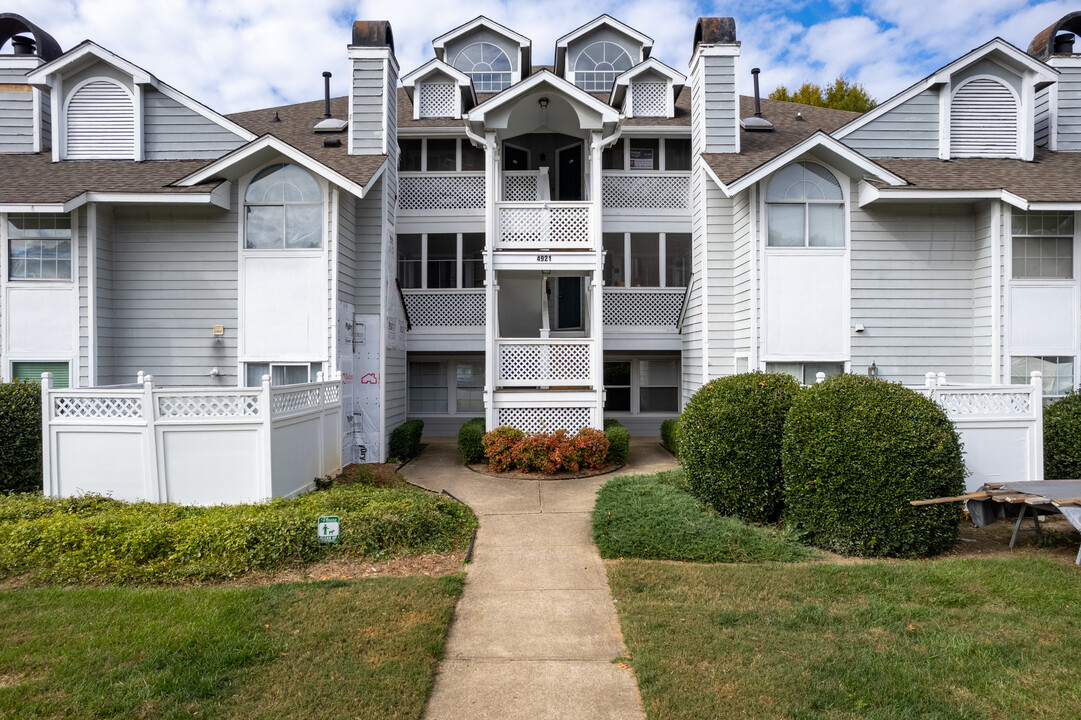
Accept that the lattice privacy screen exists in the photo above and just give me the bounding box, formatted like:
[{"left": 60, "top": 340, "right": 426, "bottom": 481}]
[
  {"left": 937, "top": 391, "right": 1032, "bottom": 417},
  {"left": 403, "top": 290, "right": 486, "bottom": 326},
  {"left": 399, "top": 175, "right": 486, "bottom": 210},
  {"left": 158, "top": 395, "right": 261, "bottom": 418},
  {"left": 632, "top": 81, "right": 668, "bottom": 117},
  {"left": 503, "top": 174, "right": 542, "bottom": 202},
  {"left": 602, "top": 175, "right": 689, "bottom": 209},
  {"left": 419, "top": 82, "right": 457, "bottom": 118},
  {"left": 498, "top": 206, "right": 591, "bottom": 246},
  {"left": 602, "top": 289, "right": 684, "bottom": 326},
  {"left": 54, "top": 395, "right": 143, "bottom": 420},
  {"left": 272, "top": 388, "right": 322, "bottom": 415},
  {"left": 498, "top": 343, "right": 591, "bottom": 383},
  {"left": 497, "top": 406, "right": 593, "bottom": 433}
]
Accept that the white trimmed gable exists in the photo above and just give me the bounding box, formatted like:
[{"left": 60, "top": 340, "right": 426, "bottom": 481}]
[
  {"left": 557, "top": 18, "right": 652, "bottom": 94},
  {"left": 401, "top": 60, "right": 476, "bottom": 120},
  {"left": 610, "top": 58, "right": 686, "bottom": 119},
  {"left": 65, "top": 77, "right": 134, "bottom": 159},
  {"left": 433, "top": 16, "right": 530, "bottom": 92}
]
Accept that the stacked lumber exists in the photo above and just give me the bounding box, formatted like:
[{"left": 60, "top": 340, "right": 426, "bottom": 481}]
[{"left": 911, "top": 486, "right": 1081, "bottom": 507}]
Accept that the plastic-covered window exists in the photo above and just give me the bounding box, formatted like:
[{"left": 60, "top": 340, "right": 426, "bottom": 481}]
[{"left": 244, "top": 164, "right": 323, "bottom": 249}]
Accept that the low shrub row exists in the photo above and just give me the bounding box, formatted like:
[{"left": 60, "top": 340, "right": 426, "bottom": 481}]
[
  {"left": 481, "top": 426, "right": 609, "bottom": 474},
  {"left": 389, "top": 419, "right": 424, "bottom": 461},
  {"left": 604, "top": 418, "right": 630, "bottom": 466},
  {"left": 679, "top": 373, "right": 966, "bottom": 558},
  {"left": 660, "top": 418, "right": 679, "bottom": 455},
  {"left": 0, "top": 482, "right": 477, "bottom": 584},
  {"left": 0, "top": 380, "right": 42, "bottom": 495},
  {"left": 457, "top": 417, "right": 486, "bottom": 464}
]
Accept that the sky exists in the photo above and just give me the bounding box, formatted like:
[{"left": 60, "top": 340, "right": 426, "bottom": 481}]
[{"left": 4, "top": 0, "right": 1075, "bottom": 115}]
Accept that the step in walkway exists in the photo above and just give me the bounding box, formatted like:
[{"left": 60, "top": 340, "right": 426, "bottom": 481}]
[{"left": 402, "top": 437, "right": 678, "bottom": 720}]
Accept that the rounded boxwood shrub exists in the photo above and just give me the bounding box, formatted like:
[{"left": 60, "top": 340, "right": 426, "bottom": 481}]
[
  {"left": 389, "top": 419, "right": 424, "bottom": 461},
  {"left": 660, "top": 418, "right": 679, "bottom": 455},
  {"left": 782, "top": 374, "right": 965, "bottom": 558},
  {"left": 457, "top": 417, "right": 486, "bottom": 464},
  {"left": 0, "top": 381, "right": 43, "bottom": 494},
  {"left": 1045, "top": 390, "right": 1081, "bottom": 480},
  {"left": 679, "top": 372, "right": 801, "bottom": 523},
  {"left": 604, "top": 420, "right": 630, "bottom": 465}
]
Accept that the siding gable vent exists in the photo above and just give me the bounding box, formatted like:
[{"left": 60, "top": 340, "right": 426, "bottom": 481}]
[
  {"left": 950, "top": 77, "right": 1018, "bottom": 158},
  {"left": 65, "top": 79, "right": 135, "bottom": 159},
  {"left": 418, "top": 81, "right": 457, "bottom": 118}
]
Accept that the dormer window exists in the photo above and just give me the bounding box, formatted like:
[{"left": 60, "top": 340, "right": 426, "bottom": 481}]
[
  {"left": 453, "top": 42, "right": 511, "bottom": 92},
  {"left": 574, "top": 41, "right": 632, "bottom": 92},
  {"left": 64, "top": 79, "right": 135, "bottom": 159},
  {"left": 950, "top": 77, "right": 1019, "bottom": 158}
]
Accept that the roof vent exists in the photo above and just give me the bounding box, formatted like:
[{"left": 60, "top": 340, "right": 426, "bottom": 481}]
[
  {"left": 10, "top": 34, "right": 34, "bottom": 55},
  {"left": 740, "top": 68, "right": 773, "bottom": 132},
  {"left": 1055, "top": 32, "right": 1076, "bottom": 54},
  {"left": 314, "top": 70, "right": 347, "bottom": 132}
]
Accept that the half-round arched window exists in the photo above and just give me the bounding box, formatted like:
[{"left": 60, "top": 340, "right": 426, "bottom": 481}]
[
  {"left": 950, "top": 77, "right": 1019, "bottom": 158},
  {"left": 65, "top": 79, "right": 135, "bottom": 159},
  {"left": 453, "top": 42, "right": 512, "bottom": 92},
  {"left": 766, "top": 162, "right": 844, "bottom": 247},
  {"left": 574, "top": 41, "right": 633, "bottom": 92},
  {"left": 244, "top": 164, "right": 323, "bottom": 249}
]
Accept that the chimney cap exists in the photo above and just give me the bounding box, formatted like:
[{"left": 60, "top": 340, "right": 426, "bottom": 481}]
[
  {"left": 693, "top": 17, "right": 736, "bottom": 51},
  {"left": 1028, "top": 10, "right": 1081, "bottom": 59},
  {"left": 0, "top": 13, "right": 63, "bottom": 60},
  {"left": 352, "top": 20, "right": 394, "bottom": 54}
]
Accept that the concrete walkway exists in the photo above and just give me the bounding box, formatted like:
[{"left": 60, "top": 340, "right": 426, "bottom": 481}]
[{"left": 402, "top": 437, "right": 677, "bottom": 720}]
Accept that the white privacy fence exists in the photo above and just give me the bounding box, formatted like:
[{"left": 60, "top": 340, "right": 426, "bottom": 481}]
[
  {"left": 916, "top": 371, "right": 1044, "bottom": 491},
  {"left": 41, "top": 372, "right": 343, "bottom": 505}
]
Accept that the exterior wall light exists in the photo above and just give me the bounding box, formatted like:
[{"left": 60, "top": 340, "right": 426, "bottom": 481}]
[
  {"left": 867, "top": 361, "right": 878, "bottom": 377},
  {"left": 538, "top": 96, "right": 549, "bottom": 109}
]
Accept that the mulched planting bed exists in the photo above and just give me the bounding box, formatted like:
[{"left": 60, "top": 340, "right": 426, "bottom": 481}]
[{"left": 465, "top": 461, "right": 625, "bottom": 480}]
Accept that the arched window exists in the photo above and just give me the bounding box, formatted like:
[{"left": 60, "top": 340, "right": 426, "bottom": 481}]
[
  {"left": 65, "top": 79, "right": 135, "bottom": 159},
  {"left": 453, "top": 42, "right": 512, "bottom": 92},
  {"left": 950, "top": 77, "right": 1019, "bottom": 158},
  {"left": 574, "top": 41, "right": 633, "bottom": 92},
  {"left": 244, "top": 164, "right": 323, "bottom": 249},
  {"left": 766, "top": 162, "right": 844, "bottom": 247}
]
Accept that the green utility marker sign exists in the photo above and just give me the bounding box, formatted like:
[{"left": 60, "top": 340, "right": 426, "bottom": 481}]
[{"left": 318, "top": 516, "right": 340, "bottom": 543}]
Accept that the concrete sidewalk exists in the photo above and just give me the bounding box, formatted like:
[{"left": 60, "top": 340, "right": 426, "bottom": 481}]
[{"left": 402, "top": 437, "right": 677, "bottom": 720}]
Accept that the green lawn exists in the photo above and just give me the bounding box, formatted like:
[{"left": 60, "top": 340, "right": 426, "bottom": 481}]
[
  {"left": 608, "top": 558, "right": 1081, "bottom": 719},
  {"left": 592, "top": 471, "right": 818, "bottom": 563},
  {"left": 0, "top": 575, "right": 463, "bottom": 720}
]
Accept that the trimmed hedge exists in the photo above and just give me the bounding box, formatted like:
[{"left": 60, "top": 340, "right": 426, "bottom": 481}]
[
  {"left": 605, "top": 419, "right": 630, "bottom": 465},
  {"left": 679, "top": 372, "right": 801, "bottom": 524},
  {"left": 0, "top": 381, "right": 42, "bottom": 494},
  {"left": 782, "top": 374, "right": 965, "bottom": 558},
  {"left": 660, "top": 418, "right": 679, "bottom": 455},
  {"left": 480, "top": 426, "right": 609, "bottom": 474},
  {"left": 1045, "top": 390, "right": 1081, "bottom": 480},
  {"left": 389, "top": 419, "right": 424, "bottom": 461},
  {"left": 0, "top": 484, "right": 477, "bottom": 584},
  {"left": 457, "top": 417, "right": 486, "bottom": 464}
]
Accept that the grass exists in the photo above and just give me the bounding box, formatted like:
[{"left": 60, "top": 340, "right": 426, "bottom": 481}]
[
  {"left": 0, "top": 575, "right": 464, "bottom": 719},
  {"left": 608, "top": 558, "right": 1081, "bottom": 719},
  {"left": 0, "top": 472, "right": 477, "bottom": 584},
  {"left": 592, "top": 471, "right": 818, "bottom": 563}
]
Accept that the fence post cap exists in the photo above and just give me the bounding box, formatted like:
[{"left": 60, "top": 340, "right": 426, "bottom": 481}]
[
  {"left": 815, "top": 371, "right": 826, "bottom": 384},
  {"left": 925, "top": 371, "right": 937, "bottom": 388},
  {"left": 143, "top": 374, "right": 154, "bottom": 387}
]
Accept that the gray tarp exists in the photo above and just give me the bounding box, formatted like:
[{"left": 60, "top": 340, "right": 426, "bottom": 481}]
[{"left": 968, "top": 479, "right": 1081, "bottom": 527}]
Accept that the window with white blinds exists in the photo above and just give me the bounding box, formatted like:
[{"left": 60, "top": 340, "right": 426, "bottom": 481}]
[
  {"left": 65, "top": 80, "right": 135, "bottom": 160},
  {"left": 950, "top": 77, "right": 1018, "bottom": 158}
]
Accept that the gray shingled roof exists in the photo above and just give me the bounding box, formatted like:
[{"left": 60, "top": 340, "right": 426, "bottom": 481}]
[{"left": 874, "top": 151, "right": 1081, "bottom": 203}]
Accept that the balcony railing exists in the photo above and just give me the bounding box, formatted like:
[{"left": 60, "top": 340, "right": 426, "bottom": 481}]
[
  {"left": 602, "top": 287, "right": 685, "bottom": 327},
  {"left": 496, "top": 202, "right": 593, "bottom": 250},
  {"left": 402, "top": 288, "right": 485, "bottom": 328},
  {"left": 497, "top": 339, "right": 594, "bottom": 387},
  {"left": 602, "top": 172, "right": 690, "bottom": 210},
  {"left": 399, "top": 172, "right": 485, "bottom": 211},
  {"left": 502, "top": 169, "right": 550, "bottom": 202}
]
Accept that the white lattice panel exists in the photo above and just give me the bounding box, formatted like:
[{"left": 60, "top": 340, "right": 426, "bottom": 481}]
[
  {"left": 603, "top": 174, "right": 690, "bottom": 209},
  {"left": 323, "top": 384, "right": 340, "bottom": 404},
  {"left": 632, "top": 81, "right": 668, "bottom": 117},
  {"left": 498, "top": 205, "right": 591, "bottom": 248},
  {"left": 399, "top": 174, "right": 485, "bottom": 211},
  {"left": 497, "top": 406, "right": 592, "bottom": 433},
  {"left": 503, "top": 174, "right": 542, "bottom": 202},
  {"left": 419, "top": 82, "right": 456, "bottom": 118},
  {"left": 272, "top": 388, "right": 322, "bottom": 415},
  {"left": 403, "top": 290, "right": 486, "bottom": 327},
  {"left": 158, "top": 395, "right": 261, "bottom": 418},
  {"left": 602, "top": 289, "right": 684, "bottom": 326},
  {"left": 498, "top": 342, "right": 591, "bottom": 384},
  {"left": 937, "top": 391, "right": 1033, "bottom": 417},
  {"left": 53, "top": 395, "right": 143, "bottom": 420}
]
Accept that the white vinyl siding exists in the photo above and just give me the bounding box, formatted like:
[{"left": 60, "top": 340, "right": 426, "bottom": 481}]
[
  {"left": 950, "top": 78, "right": 1018, "bottom": 158},
  {"left": 65, "top": 80, "right": 135, "bottom": 160}
]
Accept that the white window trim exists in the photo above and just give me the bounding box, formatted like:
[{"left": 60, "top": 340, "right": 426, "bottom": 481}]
[
  {"left": 243, "top": 361, "right": 324, "bottom": 387},
  {"left": 760, "top": 159, "right": 852, "bottom": 365},
  {"left": 399, "top": 232, "right": 485, "bottom": 290},
  {"left": 62, "top": 76, "right": 140, "bottom": 161},
  {"left": 407, "top": 356, "right": 485, "bottom": 417},
  {"left": 603, "top": 231, "right": 691, "bottom": 289},
  {"left": 451, "top": 41, "right": 514, "bottom": 93},
  {"left": 603, "top": 355, "right": 681, "bottom": 415}
]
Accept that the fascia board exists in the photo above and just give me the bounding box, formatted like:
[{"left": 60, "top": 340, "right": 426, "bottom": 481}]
[
  {"left": 0, "top": 203, "right": 66, "bottom": 212},
  {"left": 701, "top": 163, "right": 731, "bottom": 196},
  {"left": 28, "top": 41, "right": 156, "bottom": 88},
  {"left": 432, "top": 16, "right": 531, "bottom": 52},
  {"left": 466, "top": 70, "right": 620, "bottom": 124},
  {"left": 61, "top": 183, "right": 232, "bottom": 213},
  {"left": 859, "top": 185, "right": 1032, "bottom": 209},
  {"left": 555, "top": 15, "right": 653, "bottom": 50},
  {"left": 401, "top": 59, "right": 472, "bottom": 87}
]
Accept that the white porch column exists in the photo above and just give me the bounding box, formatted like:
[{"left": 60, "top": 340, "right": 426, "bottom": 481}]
[
  {"left": 590, "top": 130, "right": 605, "bottom": 428},
  {"left": 484, "top": 130, "right": 499, "bottom": 430}
]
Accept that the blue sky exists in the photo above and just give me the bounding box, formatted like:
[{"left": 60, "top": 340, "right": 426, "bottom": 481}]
[{"left": 5, "top": 1, "right": 1073, "bottom": 114}]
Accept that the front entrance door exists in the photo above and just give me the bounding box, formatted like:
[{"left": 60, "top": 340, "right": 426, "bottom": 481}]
[
  {"left": 556, "top": 276, "right": 582, "bottom": 330},
  {"left": 556, "top": 144, "right": 582, "bottom": 201}
]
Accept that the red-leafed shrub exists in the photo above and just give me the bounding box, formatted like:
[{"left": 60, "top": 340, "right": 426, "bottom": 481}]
[
  {"left": 482, "top": 426, "right": 610, "bottom": 474},
  {"left": 573, "top": 428, "right": 609, "bottom": 470},
  {"left": 482, "top": 426, "right": 525, "bottom": 472}
]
